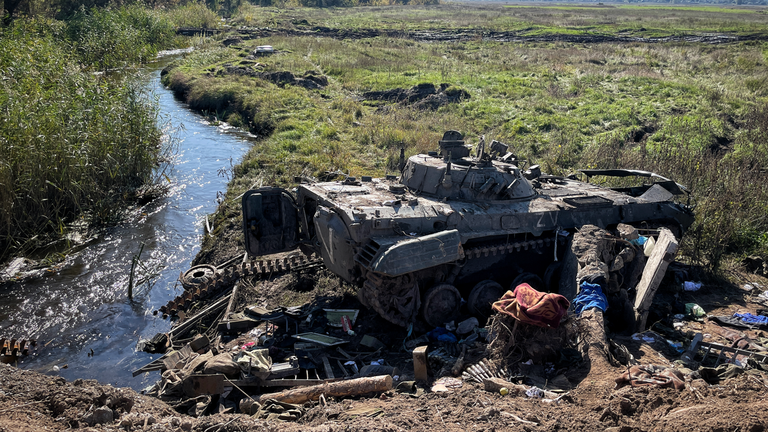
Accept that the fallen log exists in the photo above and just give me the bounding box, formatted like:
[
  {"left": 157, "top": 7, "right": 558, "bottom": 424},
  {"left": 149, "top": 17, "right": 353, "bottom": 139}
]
[
  {"left": 246, "top": 375, "right": 392, "bottom": 406},
  {"left": 581, "top": 308, "right": 612, "bottom": 373}
]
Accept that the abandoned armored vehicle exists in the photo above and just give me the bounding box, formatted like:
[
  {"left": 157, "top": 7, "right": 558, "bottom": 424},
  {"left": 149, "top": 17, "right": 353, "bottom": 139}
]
[{"left": 242, "top": 131, "right": 694, "bottom": 328}]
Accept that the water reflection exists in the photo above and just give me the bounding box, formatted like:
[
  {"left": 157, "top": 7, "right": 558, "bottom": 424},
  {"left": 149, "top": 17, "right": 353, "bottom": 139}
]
[{"left": 0, "top": 56, "right": 251, "bottom": 389}]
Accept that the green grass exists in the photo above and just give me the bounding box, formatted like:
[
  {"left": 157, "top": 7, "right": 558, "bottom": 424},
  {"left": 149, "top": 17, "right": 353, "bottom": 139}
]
[
  {"left": 618, "top": 5, "right": 759, "bottom": 14},
  {"left": 230, "top": 3, "right": 768, "bottom": 36},
  {"left": 170, "top": 4, "right": 768, "bottom": 269}
]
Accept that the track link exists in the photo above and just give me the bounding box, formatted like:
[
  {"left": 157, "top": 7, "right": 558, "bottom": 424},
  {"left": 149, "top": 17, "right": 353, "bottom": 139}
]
[
  {"left": 157, "top": 255, "right": 322, "bottom": 318},
  {"left": 0, "top": 337, "right": 36, "bottom": 359}
]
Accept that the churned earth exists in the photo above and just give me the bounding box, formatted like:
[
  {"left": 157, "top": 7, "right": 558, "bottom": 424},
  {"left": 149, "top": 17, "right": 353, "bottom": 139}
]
[{"left": 2, "top": 263, "right": 768, "bottom": 432}]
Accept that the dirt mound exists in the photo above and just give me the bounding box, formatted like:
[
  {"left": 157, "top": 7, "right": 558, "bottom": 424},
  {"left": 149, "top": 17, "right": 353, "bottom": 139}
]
[
  {"left": 363, "top": 83, "right": 470, "bottom": 110},
  {"left": 5, "top": 360, "right": 768, "bottom": 432},
  {"left": 216, "top": 65, "right": 329, "bottom": 90}
]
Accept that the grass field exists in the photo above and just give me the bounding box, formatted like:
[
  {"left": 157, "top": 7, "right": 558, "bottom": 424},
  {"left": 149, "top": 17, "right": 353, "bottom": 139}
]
[{"left": 165, "top": 3, "right": 768, "bottom": 268}]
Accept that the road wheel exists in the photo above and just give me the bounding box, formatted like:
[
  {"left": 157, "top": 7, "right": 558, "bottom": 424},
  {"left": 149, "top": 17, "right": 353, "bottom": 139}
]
[
  {"left": 422, "top": 283, "right": 462, "bottom": 328},
  {"left": 468, "top": 280, "right": 505, "bottom": 318},
  {"left": 510, "top": 272, "right": 544, "bottom": 291}
]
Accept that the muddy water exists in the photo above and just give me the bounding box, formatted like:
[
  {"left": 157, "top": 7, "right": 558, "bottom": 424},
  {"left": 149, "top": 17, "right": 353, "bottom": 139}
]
[{"left": 0, "top": 54, "right": 251, "bottom": 390}]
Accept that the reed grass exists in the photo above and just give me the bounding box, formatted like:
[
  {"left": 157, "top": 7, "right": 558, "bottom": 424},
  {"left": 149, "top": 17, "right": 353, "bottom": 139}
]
[
  {"left": 0, "top": 18, "right": 170, "bottom": 261},
  {"left": 65, "top": 4, "right": 176, "bottom": 71}
]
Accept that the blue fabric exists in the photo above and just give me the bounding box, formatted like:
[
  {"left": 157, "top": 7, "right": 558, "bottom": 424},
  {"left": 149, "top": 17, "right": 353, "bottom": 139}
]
[
  {"left": 427, "top": 327, "right": 458, "bottom": 343},
  {"left": 573, "top": 282, "right": 608, "bottom": 315},
  {"left": 734, "top": 313, "right": 768, "bottom": 326}
]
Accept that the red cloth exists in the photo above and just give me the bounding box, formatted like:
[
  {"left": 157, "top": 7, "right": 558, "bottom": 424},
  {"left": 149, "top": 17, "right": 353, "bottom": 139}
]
[{"left": 492, "top": 283, "right": 570, "bottom": 328}]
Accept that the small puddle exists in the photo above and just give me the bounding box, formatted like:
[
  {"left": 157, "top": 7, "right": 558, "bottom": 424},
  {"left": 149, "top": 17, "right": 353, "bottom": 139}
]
[{"left": 0, "top": 55, "right": 252, "bottom": 390}]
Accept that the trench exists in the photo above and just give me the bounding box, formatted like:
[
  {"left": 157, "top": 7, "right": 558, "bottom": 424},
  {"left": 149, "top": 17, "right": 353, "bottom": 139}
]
[{"left": 0, "top": 52, "right": 251, "bottom": 390}]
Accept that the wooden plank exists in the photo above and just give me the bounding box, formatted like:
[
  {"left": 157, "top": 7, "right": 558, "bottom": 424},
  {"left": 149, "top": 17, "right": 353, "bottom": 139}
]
[
  {"left": 633, "top": 228, "right": 678, "bottom": 332},
  {"left": 218, "top": 282, "right": 240, "bottom": 332},
  {"left": 321, "top": 355, "right": 335, "bottom": 379},
  {"left": 337, "top": 359, "right": 350, "bottom": 377},
  {"left": 132, "top": 356, "right": 166, "bottom": 376}
]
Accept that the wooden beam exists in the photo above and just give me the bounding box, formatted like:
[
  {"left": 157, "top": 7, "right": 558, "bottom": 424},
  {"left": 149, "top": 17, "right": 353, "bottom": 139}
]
[
  {"left": 634, "top": 228, "right": 678, "bottom": 332},
  {"left": 253, "top": 375, "right": 393, "bottom": 404}
]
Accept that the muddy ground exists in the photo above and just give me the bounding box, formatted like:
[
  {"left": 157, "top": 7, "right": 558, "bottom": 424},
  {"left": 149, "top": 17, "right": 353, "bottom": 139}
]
[
  {"left": 3, "top": 258, "right": 768, "bottom": 432},
  {"left": 224, "top": 26, "right": 768, "bottom": 45}
]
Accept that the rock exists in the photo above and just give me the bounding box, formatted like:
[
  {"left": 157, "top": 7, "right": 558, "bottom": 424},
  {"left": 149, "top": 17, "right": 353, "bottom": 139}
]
[
  {"left": 252, "top": 71, "right": 328, "bottom": 90},
  {"left": 363, "top": 83, "right": 469, "bottom": 110},
  {"left": 617, "top": 223, "right": 639, "bottom": 240},
  {"left": 92, "top": 406, "right": 113, "bottom": 425},
  {"left": 180, "top": 419, "right": 193, "bottom": 431}
]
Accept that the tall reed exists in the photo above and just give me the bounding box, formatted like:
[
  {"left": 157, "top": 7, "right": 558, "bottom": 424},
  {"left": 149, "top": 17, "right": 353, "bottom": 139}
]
[{"left": 0, "top": 19, "right": 167, "bottom": 261}]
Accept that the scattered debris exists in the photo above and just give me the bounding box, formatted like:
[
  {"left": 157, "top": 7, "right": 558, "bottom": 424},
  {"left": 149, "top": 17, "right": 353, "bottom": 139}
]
[
  {"left": 615, "top": 365, "right": 685, "bottom": 390},
  {"left": 254, "top": 45, "right": 274, "bottom": 55}
]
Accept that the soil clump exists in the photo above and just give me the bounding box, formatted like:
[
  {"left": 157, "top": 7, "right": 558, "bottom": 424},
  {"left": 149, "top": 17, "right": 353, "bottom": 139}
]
[{"left": 363, "top": 83, "right": 470, "bottom": 110}]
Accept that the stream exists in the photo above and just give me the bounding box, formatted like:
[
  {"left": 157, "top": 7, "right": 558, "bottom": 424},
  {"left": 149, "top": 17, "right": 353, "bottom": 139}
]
[{"left": 0, "top": 53, "right": 252, "bottom": 390}]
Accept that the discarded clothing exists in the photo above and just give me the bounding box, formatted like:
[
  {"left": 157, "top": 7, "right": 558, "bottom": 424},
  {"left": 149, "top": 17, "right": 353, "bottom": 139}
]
[
  {"left": 492, "top": 283, "right": 569, "bottom": 328},
  {"left": 248, "top": 398, "right": 304, "bottom": 422},
  {"left": 615, "top": 365, "right": 685, "bottom": 390},
  {"left": 734, "top": 313, "right": 768, "bottom": 326},
  {"left": 699, "top": 363, "right": 744, "bottom": 384},
  {"left": 572, "top": 282, "right": 608, "bottom": 315},
  {"left": 525, "top": 386, "right": 544, "bottom": 398},
  {"left": 235, "top": 348, "right": 272, "bottom": 379},
  {"left": 427, "top": 327, "right": 458, "bottom": 343},
  {"left": 683, "top": 281, "right": 702, "bottom": 291},
  {"left": 685, "top": 303, "right": 706, "bottom": 318},
  {"left": 711, "top": 315, "right": 765, "bottom": 330}
]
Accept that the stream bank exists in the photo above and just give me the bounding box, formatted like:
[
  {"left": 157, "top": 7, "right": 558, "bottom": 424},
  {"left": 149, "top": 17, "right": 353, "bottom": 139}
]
[{"left": 0, "top": 54, "right": 251, "bottom": 390}]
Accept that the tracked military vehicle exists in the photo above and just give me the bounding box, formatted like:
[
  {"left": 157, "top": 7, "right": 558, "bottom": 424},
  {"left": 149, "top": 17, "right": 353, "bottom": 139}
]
[{"left": 242, "top": 131, "right": 694, "bottom": 327}]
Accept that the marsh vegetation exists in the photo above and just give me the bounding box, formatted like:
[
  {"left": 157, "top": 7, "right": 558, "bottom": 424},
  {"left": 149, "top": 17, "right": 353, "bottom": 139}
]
[
  {"left": 0, "top": 7, "right": 180, "bottom": 261},
  {"left": 164, "top": 3, "right": 768, "bottom": 269}
]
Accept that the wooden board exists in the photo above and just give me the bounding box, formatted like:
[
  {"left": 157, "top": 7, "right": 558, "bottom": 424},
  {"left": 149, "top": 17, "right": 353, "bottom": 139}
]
[{"left": 633, "top": 228, "right": 678, "bottom": 332}]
